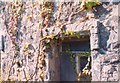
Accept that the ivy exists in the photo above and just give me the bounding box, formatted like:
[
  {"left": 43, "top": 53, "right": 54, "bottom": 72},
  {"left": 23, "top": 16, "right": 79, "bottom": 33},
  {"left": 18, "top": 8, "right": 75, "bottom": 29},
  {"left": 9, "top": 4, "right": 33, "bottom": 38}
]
[
  {"left": 80, "top": 0, "right": 101, "bottom": 11},
  {"left": 5, "top": 1, "right": 25, "bottom": 81},
  {"left": 64, "top": 45, "right": 91, "bottom": 81},
  {"left": 64, "top": 45, "right": 77, "bottom": 74},
  {"left": 77, "top": 49, "right": 91, "bottom": 57},
  {"left": 38, "top": 1, "right": 54, "bottom": 81},
  {"left": 4, "top": 1, "right": 98, "bottom": 81}
]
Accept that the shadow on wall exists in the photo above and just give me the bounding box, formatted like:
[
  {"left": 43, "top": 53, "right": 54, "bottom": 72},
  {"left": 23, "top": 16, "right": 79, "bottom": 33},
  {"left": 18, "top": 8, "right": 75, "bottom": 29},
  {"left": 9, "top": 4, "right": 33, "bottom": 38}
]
[
  {"left": 97, "top": 21, "right": 110, "bottom": 54},
  {"left": 94, "top": 2, "right": 112, "bottom": 19},
  {"left": 94, "top": 2, "right": 119, "bottom": 19},
  {"left": 93, "top": 3, "right": 111, "bottom": 55},
  {"left": 94, "top": 2, "right": 115, "bottom": 54}
]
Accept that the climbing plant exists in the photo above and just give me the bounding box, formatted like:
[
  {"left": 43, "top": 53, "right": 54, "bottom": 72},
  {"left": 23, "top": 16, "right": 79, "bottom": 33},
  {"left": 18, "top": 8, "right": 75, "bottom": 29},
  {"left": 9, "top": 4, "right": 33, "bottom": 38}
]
[
  {"left": 80, "top": 0, "right": 100, "bottom": 10},
  {"left": 64, "top": 45, "right": 91, "bottom": 81},
  {"left": 38, "top": 1, "right": 54, "bottom": 81},
  {"left": 77, "top": 50, "right": 92, "bottom": 81},
  {"left": 5, "top": 1, "right": 24, "bottom": 81},
  {"left": 3, "top": 0, "right": 101, "bottom": 81}
]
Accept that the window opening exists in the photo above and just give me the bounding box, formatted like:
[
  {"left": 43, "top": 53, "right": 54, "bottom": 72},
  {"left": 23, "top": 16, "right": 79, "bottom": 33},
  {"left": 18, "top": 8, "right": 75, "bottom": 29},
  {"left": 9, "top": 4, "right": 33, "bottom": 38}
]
[{"left": 60, "top": 36, "right": 91, "bottom": 81}]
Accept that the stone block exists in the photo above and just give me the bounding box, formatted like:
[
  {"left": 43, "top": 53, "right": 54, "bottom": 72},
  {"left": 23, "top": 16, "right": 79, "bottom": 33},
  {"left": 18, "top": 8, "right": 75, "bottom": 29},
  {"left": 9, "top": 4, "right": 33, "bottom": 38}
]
[
  {"left": 90, "top": 34, "right": 99, "bottom": 50},
  {"left": 101, "top": 77, "right": 108, "bottom": 81},
  {"left": 92, "top": 59, "right": 101, "bottom": 81},
  {"left": 102, "top": 65, "right": 112, "bottom": 73},
  {"left": 90, "top": 26, "right": 98, "bottom": 34}
]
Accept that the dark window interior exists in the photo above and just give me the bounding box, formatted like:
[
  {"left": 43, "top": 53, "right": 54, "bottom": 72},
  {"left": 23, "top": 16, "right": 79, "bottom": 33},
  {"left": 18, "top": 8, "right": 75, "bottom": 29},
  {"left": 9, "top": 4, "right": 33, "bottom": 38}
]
[
  {"left": 62, "top": 41, "right": 90, "bottom": 52},
  {"left": 60, "top": 37, "right": 91, "bottom": 81}
]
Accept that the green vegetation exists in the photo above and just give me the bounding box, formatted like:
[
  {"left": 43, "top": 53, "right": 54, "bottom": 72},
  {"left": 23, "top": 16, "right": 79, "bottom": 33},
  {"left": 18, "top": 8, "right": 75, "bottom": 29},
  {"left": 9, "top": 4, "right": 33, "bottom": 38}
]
[
  {"left": 4, "top": 0, "right": 100, "bottom": 81},
  {"left": 80, "top": 0, "right": 100, "bottom": 11}
]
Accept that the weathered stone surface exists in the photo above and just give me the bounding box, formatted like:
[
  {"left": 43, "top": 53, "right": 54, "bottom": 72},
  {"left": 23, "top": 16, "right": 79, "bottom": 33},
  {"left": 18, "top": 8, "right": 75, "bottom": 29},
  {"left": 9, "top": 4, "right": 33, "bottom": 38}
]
[
  {"left": 0, "top": 1, "right": 119, "bottom": 81},
  {"left": 92, "top": 60, "right": 101, "bottom": 81}
]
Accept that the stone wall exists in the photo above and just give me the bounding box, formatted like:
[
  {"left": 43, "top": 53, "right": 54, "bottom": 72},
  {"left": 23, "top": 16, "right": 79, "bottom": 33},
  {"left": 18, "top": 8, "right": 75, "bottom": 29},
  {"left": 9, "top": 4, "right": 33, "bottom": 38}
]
[
  {"left": 0, "top": 1, "right": 120, "bottom": 81},
  {"left": 93, "top": 3, "right": 119, "bottom": 81}
]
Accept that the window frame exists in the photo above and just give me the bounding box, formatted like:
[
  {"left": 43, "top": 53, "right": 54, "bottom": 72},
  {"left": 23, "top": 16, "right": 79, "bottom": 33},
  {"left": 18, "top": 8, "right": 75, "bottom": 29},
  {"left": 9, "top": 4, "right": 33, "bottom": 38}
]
[{"left": 60, "top": 35, "right": 91, "bottom": 81}]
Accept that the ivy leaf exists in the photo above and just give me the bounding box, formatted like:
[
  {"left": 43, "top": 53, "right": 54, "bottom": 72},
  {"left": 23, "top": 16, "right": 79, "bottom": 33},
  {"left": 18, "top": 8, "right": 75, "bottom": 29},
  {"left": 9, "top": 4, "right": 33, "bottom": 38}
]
[
  {"left": 23, "top": 44, "right": 29, "bottom": 51},
  {"left": 55, "top": 36, "right": 59, "bottom": 40},
  {"left": 85, "top": 1, "right": 99, "bottom": 10},
  {"left": 46, "top": 39, "right": 50, "bottom": 43},
  {"left": 75, "top": 33, "right": 80, "bottom": 38},
  {"left": 61, "top": 37, "right": 64, "bottom": 41},
  {"left": 12, "top": 3, "right": 15, "bottom": 9},
  {"left": 70, "top": 31, "right": 75, "bottom": 37},
  {"left": 40, "top": 73, "right": 44, "bottom": 81},
  {"left": 46, "top": 43, "right": 50, "bottom": 48},
  {"left": 80, "top": 0, "right": 86, "bottom": 10},
  {"left": 80, "top": 0, "right": 100, "bottom": 11},
  {"left": 46, "top": 34, "right": 54, "bottom": 39}
]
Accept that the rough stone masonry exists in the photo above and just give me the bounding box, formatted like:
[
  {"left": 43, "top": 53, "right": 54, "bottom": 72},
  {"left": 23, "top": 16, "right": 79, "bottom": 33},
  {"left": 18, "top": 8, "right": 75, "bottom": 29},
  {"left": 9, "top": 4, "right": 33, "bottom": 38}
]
[{"left": 0, "top": 1, "right": 120, "bottom": 81}]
